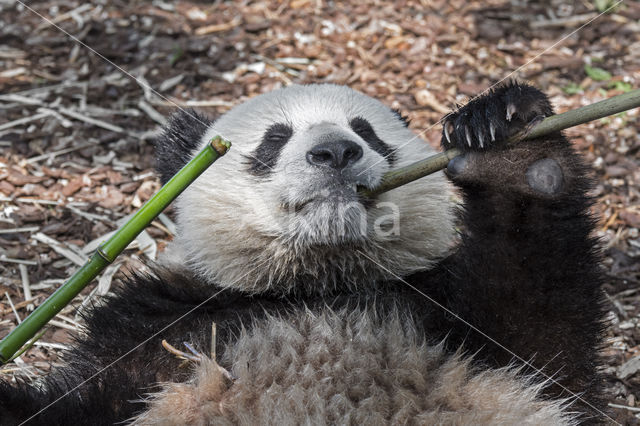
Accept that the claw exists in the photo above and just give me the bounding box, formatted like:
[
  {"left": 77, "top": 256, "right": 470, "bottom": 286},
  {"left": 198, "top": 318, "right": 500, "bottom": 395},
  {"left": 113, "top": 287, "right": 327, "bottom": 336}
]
[
  {"left": 477, "top": 131, "right": 484, "bottom": 148},
  {"left": 489, "top": 122, "right": 496, "bottom": 141},
  {"left": 465, "top": 126, "right": 472, "bottom": 147},
  {"left": 444, "top": 121, "right": 452, "bottom": 145},
  {"left": 506, "top": 103, "right": 517, "bottom": 121}
]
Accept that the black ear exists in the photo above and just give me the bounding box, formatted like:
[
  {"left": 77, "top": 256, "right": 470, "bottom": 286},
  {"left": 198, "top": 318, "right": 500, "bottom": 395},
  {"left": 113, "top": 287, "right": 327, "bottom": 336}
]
[
  {"left": 391, "top": 108, "right": 410, "bottom": 127},
  {"left": 154, "top": 109, "right": 213, "bottom": 184}
]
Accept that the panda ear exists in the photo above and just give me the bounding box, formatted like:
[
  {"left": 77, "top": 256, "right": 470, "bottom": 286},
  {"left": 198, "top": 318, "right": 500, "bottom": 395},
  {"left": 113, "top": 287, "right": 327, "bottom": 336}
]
[
  {"left": 154, "top": 109, "right": 213, "bottom": 184},
  {"left": 391, "top": 108, "right": 410, "bottom": 127}
]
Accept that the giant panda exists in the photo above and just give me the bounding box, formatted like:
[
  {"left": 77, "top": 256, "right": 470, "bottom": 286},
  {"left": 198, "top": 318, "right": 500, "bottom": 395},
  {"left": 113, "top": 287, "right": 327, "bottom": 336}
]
[{"left": 0, "top": 82, "right": 606, "bottom": 425}]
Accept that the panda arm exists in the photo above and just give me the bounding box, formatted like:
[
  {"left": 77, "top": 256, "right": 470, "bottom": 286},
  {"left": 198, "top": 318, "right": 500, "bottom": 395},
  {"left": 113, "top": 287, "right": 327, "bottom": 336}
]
[{"left": 405, "top": 82, "right": 605, "bottom": 406}]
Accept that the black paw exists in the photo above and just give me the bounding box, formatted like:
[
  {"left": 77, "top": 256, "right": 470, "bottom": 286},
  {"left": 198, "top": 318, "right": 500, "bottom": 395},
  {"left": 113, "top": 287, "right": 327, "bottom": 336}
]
[{"left": 441, "top": 82, "right": 554, "bottom": 151}]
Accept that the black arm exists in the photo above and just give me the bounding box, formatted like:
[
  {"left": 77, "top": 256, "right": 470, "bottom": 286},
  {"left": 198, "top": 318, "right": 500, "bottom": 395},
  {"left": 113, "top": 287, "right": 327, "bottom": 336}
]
[{"left": 407, "top": 82, "right": 605, "bottom": 412}]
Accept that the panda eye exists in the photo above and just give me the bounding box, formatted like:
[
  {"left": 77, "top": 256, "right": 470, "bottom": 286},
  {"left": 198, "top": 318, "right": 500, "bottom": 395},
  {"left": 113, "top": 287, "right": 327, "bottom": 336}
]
[
  {"left": 264, "top": 123, "right": 293, "bottom": 144},
  {"left": 349, "top": 117, "right": 376, "bottom": 140},
  {"left": 349, "top": 116, "right": 397, "bottom": 165}
]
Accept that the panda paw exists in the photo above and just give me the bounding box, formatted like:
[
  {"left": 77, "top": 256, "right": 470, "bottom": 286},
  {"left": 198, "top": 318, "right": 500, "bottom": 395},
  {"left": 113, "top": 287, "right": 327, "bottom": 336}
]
[{"left": 441, "top": 82, "right": 554, "bottom": 151}]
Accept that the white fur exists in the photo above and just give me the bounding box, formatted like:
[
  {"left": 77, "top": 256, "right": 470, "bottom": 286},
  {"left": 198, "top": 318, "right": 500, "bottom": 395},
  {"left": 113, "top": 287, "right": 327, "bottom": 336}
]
[
  {"left": 167, "top": 84, "right": 456, "bottom": 294},
  {"left": 132, "top": 308, "right": 576, "bottom": 425}
]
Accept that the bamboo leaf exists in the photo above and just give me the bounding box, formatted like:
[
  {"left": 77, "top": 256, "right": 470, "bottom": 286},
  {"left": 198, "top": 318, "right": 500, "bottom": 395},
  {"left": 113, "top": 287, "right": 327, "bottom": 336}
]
[{"left": 585, "top": 65, "right": 612, "bottom": 81}]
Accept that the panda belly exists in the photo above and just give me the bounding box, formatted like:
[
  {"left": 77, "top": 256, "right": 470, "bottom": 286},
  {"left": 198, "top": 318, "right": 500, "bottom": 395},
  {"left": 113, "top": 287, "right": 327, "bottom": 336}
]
[{"left": 133, "top": 307, "right": 573, "bottom": 425}]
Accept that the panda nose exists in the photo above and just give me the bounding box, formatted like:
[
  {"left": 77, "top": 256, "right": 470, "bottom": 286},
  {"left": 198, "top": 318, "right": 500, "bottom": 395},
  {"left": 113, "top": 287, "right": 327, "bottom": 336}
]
[{"left": 306, "top": 140, "right": 363, "bottom": 169}]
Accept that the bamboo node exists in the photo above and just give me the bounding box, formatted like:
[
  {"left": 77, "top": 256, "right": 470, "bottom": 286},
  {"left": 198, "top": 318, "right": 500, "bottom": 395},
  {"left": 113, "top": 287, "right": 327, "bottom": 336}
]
[{"left": 210, "top": 136, "right": 231, "bottom": 156}]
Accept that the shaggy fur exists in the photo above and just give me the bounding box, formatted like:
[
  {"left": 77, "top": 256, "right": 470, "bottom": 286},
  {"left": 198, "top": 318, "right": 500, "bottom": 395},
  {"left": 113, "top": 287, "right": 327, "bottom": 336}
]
[
  {"left": 132, "top": 310, "right": 576, "bottom": 426},
  {"left": 0, "top": 83, "right": 606, "bottom": 425}
]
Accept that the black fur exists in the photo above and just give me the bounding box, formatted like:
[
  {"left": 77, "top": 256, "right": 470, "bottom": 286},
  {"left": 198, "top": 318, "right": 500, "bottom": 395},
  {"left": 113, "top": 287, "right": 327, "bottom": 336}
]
[
  {"left": 391, "top": 108, "right": 410, "bottom": 127},
  {"left": 154, "top": 109, "right": 213, "bottom": 184},
  {"left": 349, "top": 116, "right": 396, "bottom": 165},
  {"left": 0, "top": 83, "right": 607, "bottom": 424},
  {"left": 246, "top": 123, "right": 294, "bottom": 176},
  {"left": 434, "top": 81, "right": 606, "bottom": 418}
]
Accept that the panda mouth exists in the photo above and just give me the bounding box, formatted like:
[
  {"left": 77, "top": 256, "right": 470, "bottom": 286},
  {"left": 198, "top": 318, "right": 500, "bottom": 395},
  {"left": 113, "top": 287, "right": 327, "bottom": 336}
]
[{"left": 282, "top": 184, "right": 373, "bottom": 213}]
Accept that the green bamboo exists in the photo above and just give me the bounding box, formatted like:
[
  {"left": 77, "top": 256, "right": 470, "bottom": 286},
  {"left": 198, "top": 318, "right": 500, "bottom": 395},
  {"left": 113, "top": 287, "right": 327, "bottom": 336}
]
[
  {"left": 362, "top": 88, "right": 640, "bottom": 197},
  {"left": 0, "top": 136, "right": 231, "bottom": 364}
]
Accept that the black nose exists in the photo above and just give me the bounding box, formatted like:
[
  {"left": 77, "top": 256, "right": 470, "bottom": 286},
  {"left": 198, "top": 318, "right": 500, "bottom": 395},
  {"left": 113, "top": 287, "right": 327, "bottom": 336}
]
[{"left": 306, "top": 139, "right": 363, "bottom": 169}]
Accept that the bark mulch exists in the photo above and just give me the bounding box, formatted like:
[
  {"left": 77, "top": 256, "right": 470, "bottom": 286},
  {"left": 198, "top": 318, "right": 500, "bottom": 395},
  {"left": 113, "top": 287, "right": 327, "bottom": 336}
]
[{"left": 0, "top": 0, "right": 638, "bottom": 423}]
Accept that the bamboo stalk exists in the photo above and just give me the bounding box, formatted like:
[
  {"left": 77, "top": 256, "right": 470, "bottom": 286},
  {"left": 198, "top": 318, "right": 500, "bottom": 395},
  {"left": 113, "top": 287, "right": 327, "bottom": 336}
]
[
  {"left": 362, "top": 88, "right": 640, "bottom": 197},
  {"left": 0, "top": 137, "right": 231, "bottom": 364}
]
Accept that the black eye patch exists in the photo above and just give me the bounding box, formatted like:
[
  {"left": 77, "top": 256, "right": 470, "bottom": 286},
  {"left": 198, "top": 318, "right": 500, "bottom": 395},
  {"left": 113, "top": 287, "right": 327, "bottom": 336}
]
[
  {"left": 246, "top": 123, "right": 293, "bottom": 176},
  {"left": 349, "top": 117, "right": 396, "bottom": 165}
]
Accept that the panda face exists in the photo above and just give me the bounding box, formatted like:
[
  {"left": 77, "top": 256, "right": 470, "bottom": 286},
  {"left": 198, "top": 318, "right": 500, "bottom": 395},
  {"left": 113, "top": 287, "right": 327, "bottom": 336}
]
[
  {"left": 172, "top": 84, "right": 455, "bottom": 293},
  {"left": 202, "top": 85, "right": 414, "bottom": 244}
]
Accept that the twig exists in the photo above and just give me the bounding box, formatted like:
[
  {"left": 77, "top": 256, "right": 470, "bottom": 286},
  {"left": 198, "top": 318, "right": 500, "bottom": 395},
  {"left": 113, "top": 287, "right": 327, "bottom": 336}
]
[
  {"left": 0, "top": 94, "right": 44, "bottom": 106},
  {"left": 97, "top": 262, "right": 122, "bottom": 296},
  {"left": 5, "top": 292, "right": 21, "bottom": 324},
  {"left": 0, "top": 196, "right": 62, "bottom": 205},
  {"left": 2, "top": 81, "right": 83, "bottom": 97},
  {"left": 0, "top": 92, "right": 133, "bottom": 136},
  {"left": 530, "top": 13, "right": 598, "bottom": 29},
  {"left": 0, "top": 298, "right": 39, "bottom": 316},
  {"left": 211, "top": 322, "right": 217, "bottom": 361},
  {"left": 0, "top": 256, "right": 37, "bottom": 266},
  {"left": 157, "top": 213, "right": 177, "bottom": 235},
  {"left": 158, "top": 74, "right": 184, "bottom": 92},
  {"left": 48, "top": 319, "right": 79, "bottom": 332},
  {"left": 32, "top": 341, "right": 70, "bottom": 351},
  {"left": 32, "top": 232, "right": 88, "bottom": 267},
  {"left": 194, "top": 17, "right": 242, "bottom": 35},
  {"left": 7, "top": 328, "right": 48, "bottom": 362},
  {"left": 55, "top": 314, "right": 83, "bottom": 329},
  {"left": 0, "top": 226, "right": 39, "bottom": 234},
  {"left": 66, "top": 206, "right": 116, "bottom": 226},
  {"left": 37, "top": 107, "right": 73, "bottom": 127},
  {"left": 35, "top": 4, "right": 93, "bottom": 31},
  {"left": 608, "top": 403, "right": 640, "bottom": 413},
  {"left": 57, "top": 107, "right": 126, "bottom": 134},
  {"left": 19, "top": 264, "right": 34, "bottom": 312},
  {"left": 0, "top": 112, "right": 52, "bottom": 132},
  {"left": 161, "top": 340, "right": 203, "bottom": 363},
  {"left": 150, "top": 99, "right": 235, "bottom": 108},
  {"left": 150, "top": 220, "right": 173, "bottom": 236},
  {"left": 137, "top": 99, "right": 166, "bottom": 125},
  {"left": 133, "top": 74, "right": 155, "bottom": 103}
]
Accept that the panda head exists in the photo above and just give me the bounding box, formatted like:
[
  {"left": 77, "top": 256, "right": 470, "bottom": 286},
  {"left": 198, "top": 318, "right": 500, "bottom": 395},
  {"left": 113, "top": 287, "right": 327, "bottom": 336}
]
[{"left": 157, "top": 84, "right": 455, "bottom": 294}]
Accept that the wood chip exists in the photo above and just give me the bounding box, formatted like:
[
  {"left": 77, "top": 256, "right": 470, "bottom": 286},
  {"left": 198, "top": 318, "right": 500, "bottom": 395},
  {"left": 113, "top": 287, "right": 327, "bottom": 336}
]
[
  {"left": 194, "top": 18, "right": 242, "bottom": 35},
  {"left": 618, "top": 355, "right": 640, "bottom": 379}
]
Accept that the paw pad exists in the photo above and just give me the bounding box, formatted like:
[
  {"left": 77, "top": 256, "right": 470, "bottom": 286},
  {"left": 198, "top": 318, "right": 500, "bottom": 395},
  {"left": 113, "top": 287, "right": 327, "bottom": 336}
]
[
  {"left": 525, "top": 158, "right": 564, "bottom": 195},
  {"left": 446, "top": 155, "right": 468, "bottom": 177}
]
